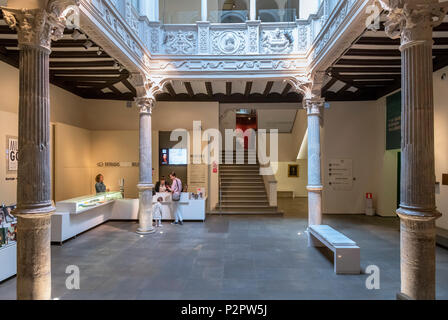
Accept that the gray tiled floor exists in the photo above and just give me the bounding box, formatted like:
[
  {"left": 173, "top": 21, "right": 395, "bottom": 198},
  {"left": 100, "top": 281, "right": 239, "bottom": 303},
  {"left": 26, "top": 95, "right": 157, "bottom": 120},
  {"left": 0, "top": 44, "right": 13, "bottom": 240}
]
[{"left": 1, "top": 198, "right": 447, "bottom": 300}]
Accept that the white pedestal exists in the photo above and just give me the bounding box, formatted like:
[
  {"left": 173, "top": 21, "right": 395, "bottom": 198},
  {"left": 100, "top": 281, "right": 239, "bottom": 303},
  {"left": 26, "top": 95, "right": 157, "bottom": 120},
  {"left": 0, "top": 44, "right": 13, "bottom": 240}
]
[
  {"left": 0, "top": 242, "right": 17, "bottom": 282},
  {"left": 51, "top": 202, "right": 114, "bottom": 243}
]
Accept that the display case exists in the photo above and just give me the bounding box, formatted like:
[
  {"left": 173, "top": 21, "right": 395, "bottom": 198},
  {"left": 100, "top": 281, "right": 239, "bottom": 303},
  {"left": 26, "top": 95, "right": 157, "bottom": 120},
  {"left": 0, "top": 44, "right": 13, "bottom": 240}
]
[
  {"left": 0, "top": 205, "right": 17, "bottom": 282},
  {"left": 55, "top": 191, "right": 123, "bottom": 214}
]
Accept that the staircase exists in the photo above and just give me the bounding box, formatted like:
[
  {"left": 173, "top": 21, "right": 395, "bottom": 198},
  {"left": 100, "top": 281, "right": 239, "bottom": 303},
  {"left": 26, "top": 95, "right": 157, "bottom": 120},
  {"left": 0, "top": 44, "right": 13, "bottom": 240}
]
[{"left": 213, "top": 150, "right": 282, "bottom": 215}]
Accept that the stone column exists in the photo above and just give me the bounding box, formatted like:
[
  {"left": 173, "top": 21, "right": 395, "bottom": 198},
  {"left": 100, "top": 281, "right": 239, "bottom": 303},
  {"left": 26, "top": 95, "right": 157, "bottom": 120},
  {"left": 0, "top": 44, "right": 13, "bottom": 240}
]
[
  {"left": 136, "top": 98, "right": 155, "bottom": 235},
  {"left": 1, "top": 0, "right": 79, "bottom": 300},
  {"left": 304, "top": 97, "right": 324, "bottom": 245},
  {"left": 379, "top": 0, "right": 448, "bottom": 300}
]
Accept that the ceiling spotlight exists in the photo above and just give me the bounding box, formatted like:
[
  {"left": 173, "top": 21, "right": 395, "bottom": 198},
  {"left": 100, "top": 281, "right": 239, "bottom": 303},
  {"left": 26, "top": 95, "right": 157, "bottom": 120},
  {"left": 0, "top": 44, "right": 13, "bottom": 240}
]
[
  {"left": 97, "top": 48, "right": 103, "bottom": 56},
  {"left": 83, "top": 40, "right": 93, "bottom": 49},
  {"left": 118, "top": 65, "right": 124, "bottom": 72},
  {"left": 113, "top": 61, "right": 120, "bottom": 68},
  {"left": 71, "top": 29, "right": 82, "bottom": 40}
]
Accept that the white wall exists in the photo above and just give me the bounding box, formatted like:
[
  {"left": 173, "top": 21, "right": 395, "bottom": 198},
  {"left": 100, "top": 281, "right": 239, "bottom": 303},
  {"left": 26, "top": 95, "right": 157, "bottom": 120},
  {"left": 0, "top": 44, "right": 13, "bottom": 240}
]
[
  {"left": 273, "top": 160, "right": 308, "bottom": 197},
  {"left": 0, "top": 111, "right": 18, "bottom": 205},
  {"left": 434, "top": 66, "right": 448, "bottom": 230},
  {"left": 322, "top": 100, "right": 384, "bottom": 214}
]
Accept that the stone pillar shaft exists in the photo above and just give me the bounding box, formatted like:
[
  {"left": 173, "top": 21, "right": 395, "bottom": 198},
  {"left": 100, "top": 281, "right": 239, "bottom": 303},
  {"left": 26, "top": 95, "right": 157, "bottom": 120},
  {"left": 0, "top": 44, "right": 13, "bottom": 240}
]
[
  {"left": 397, "top": 28, "right": 440, "bottom": 301},
  {"left": 16, "top": 44, "right": 53, "bottom": 300},
  {"left": 379, "top": 0, "right": 448, "bottom": 300},
  {"left": 304, "top": 98, "right": 324, "bottom": 242},
  {"left": 136, "top": 99, "right": 155, "bottom": 234},
  {"left": 1, "top": 1, "right": 79, "bottom": 300}
]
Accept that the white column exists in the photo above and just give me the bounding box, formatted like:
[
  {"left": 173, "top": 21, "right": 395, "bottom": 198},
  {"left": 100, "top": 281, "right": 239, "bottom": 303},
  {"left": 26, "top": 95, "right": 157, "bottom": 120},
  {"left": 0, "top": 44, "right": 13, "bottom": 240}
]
[
  {"left": 143, "top": 0, "right": 159, "bottom": 21},
  {"left": 304, "top": 98, "right": 324, "bottom": 246},
  {"left": 379, "top": 0, "right": 448, "bottom": 300},
  {"left": 250, "top": 0, "right": 256, "bottom": 20},
  {"left": 136, "top": 98, "right": 155, "bottom": 235},
  {"left": 201, "top": 0, "right": 207, "bottom": 21},
  {"left": 1, "top": 0, "right": 79, "bottom": 300}
]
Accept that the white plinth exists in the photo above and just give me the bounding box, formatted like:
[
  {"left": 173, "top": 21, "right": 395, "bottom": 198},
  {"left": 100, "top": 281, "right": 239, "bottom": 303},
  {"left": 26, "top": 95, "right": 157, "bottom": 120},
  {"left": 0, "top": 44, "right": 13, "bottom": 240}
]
[{"left": 0, "top": 242, "right": 17, "bottom": 282}]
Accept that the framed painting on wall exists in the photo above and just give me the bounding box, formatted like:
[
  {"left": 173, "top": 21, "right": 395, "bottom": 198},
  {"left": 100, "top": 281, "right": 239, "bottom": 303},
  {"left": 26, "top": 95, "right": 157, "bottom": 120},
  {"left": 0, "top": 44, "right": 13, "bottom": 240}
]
[{"left": 288, "top": 164, "right": 299, "bottom": 177}]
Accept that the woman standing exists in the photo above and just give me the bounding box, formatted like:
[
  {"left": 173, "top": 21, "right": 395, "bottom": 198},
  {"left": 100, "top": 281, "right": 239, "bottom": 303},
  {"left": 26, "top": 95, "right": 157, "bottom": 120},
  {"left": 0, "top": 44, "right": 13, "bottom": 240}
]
[{"left": 167, "top": 172, "right": 183, "bottom": 225}]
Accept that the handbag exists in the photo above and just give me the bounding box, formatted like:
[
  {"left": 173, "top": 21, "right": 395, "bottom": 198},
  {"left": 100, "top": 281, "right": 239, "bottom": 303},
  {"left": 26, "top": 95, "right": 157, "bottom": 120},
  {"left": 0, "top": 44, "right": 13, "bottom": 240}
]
[{"left": 172, "top": 179, "right": 181, "bottom": 201}]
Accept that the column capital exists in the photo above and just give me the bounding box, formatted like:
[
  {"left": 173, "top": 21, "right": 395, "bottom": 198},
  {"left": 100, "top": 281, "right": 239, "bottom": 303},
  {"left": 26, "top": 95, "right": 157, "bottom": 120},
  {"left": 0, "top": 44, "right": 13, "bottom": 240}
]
[
  {"left": 378, "top": 0, "right": 448, "bottom": 47},
  {"left": 135, "top": 97, "right": 155, "bottom": 114},
  {"left": 1, "top": 0, "right": 79, "bottom": 51},
  {"left": 303, "top": 97, "right": 325, "bottom": 116}
]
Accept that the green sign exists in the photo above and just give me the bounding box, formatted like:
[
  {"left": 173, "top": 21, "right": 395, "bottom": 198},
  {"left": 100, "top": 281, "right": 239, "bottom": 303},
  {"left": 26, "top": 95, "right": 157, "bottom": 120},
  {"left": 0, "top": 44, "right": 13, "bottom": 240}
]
[{"left": 386, "top": 91, "right": 401, "bottom": 150}]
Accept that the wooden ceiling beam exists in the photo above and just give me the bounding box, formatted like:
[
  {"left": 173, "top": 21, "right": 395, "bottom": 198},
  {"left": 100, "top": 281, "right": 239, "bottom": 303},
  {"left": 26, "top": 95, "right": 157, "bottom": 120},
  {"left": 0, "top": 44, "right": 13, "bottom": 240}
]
[
  {"left": 226, "top": 82, "right": 232, "bottom": 96},
  {"left": 50, "top": 61, "right": 116, "bottom": 68},
  {"left": 121, "top": 79, "right": 137, "bottom": 96},
  {"left": 53, "top": 76, "right": 122, "bottom": 82},
  {"left": 205, "top": 82, "right": 213, "bottom": 96},
  {"left": 336, "top": 58, "right": 401, "bottom": 66},
  {"left": 244, "top": 81, "right": 252, "bottom": 97},
  {"left": 281, "top": 83, "right": 292, "bottom": 96},
  {"left": 184, "top": 82, "right": 194, "bottom": 97},
  {"left": 165, "top": 82, "right": 176, "bottom": 96},
  {"left": 321, "top": 78, "right": 338, "bottom": 94},
  {"left": 332, "top": 66, "right": 401, "bottom": 73},
  {"left": 51, "top": 69, "right": 122, "bottom": 75},
  {"left": 263, "top": 81, "right": 274, "bottom": 96}
]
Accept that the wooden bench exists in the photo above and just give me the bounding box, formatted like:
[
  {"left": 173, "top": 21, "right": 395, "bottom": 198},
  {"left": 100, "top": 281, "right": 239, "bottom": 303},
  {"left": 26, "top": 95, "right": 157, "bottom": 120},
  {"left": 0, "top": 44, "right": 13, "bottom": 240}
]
[{"left": 309, "top": 225, "right": 360, "bottom": 274}]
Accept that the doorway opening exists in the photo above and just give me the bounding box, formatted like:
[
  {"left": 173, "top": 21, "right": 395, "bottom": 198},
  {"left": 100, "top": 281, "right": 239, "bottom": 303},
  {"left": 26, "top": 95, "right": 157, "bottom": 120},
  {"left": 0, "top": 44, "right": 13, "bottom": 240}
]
[{"left": 236, "top": 109, "right": 257, "bottom": 150}]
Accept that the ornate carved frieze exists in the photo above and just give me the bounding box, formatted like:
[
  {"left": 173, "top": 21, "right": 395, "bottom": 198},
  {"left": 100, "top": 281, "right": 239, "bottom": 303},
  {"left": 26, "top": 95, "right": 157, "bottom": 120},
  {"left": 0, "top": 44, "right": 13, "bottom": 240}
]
[
  {"left": 312, "top": 0, "right": 357, "bottom": 59},
  {"left": 89, "top": 0, "right": 145, "bottom": 66},
  {"left": 124, "top": 0, "right": 139, "bottom": 34},
  {"left": 246, "top": 21, "right": 260, "bottom": 54},
  {"left": 211, "top": 30, "right": 246, "bottom": 55},
  {"left": 197, "top": 22, "right": 210, "bottom": 54},
  {"left": 261, "top": 28, "right": 294, "bottom": 54},
  {"left": 163, "top": 30, "right": 197, "bottom": 55},
  {"left": 1, "top": 0, "right": 79, "bottom": 50},
  {"left": 147, "top": 58, "right": 306, "bottom": 73}
]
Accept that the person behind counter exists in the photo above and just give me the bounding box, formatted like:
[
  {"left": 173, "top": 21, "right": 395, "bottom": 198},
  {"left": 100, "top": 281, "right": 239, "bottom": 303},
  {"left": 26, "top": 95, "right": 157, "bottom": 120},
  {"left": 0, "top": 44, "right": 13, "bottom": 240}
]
[
  {"left": 167, "top": 172, "right": 183, "bottom": 225},
  {"left": 95, "top": 174, "right": 109, "bottom": 194},
  {"left": 155, "top": 176, "right": 168, "bottom": 193}
]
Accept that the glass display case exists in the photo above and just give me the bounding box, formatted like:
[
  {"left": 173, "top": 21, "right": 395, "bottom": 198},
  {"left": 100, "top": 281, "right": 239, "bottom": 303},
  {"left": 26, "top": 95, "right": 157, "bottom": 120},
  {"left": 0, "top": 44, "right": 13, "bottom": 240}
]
[{"left": 56, "top": 192, "right": 123, "bottom": 214}]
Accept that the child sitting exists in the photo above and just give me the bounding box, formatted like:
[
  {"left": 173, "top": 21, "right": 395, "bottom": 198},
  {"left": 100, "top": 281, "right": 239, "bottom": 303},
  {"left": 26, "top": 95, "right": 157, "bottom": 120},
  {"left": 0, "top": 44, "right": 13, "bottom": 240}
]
[{"left": 153, "top": 197, "right": 163, "bottom": 227}]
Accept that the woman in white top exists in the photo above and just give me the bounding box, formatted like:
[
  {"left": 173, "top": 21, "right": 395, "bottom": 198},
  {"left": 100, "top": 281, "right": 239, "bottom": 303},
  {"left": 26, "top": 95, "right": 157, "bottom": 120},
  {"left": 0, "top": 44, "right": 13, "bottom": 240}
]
[{"left": 167, "top": 172, "right": 183, "bottom": 225}]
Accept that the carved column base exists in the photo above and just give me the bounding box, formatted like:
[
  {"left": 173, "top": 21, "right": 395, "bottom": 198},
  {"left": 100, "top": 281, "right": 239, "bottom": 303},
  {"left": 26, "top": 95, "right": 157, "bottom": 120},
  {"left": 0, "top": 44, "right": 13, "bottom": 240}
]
[
  {"left": 307, "top": 185, "right": 323, "bottom": 247},
  {"left": 16, "top": 212, "right": 52, "bottom": 300},
  {"left": 137, "top": 184, "right": 155, "bottom": 235},
  {"left": 397, "top": 208, "right": 441, "bottom": 300}
]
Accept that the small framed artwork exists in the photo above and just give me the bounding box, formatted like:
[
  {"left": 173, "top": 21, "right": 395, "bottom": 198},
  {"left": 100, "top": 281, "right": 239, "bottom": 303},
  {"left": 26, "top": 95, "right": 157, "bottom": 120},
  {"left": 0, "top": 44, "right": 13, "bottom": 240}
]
[{"left": 288, "top": 164, "right": 299, "bottom": 177}]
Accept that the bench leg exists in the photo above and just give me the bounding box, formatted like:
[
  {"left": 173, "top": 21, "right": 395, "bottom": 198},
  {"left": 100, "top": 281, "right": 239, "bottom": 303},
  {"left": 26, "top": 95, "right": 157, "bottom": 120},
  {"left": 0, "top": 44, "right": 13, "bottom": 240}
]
[
  {"left": 334, "top": 247, "right": 360, "bottom": 274},
  {"left": 308, "top": 230, "right": 325, "bottom": 247}
]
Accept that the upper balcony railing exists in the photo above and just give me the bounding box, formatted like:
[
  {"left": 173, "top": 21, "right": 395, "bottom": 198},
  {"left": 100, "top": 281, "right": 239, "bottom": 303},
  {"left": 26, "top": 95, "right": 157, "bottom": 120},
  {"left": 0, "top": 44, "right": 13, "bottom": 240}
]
[{"left": 97, "top": 0, "right": 356, "bottom": 60}]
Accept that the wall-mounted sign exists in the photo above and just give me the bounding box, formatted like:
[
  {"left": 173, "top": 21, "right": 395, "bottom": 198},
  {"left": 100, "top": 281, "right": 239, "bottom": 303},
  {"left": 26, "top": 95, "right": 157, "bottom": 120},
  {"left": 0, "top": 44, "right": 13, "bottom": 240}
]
[
  {"left": 96, "top": 162, "right": 139, "bottom": 167},
  {"left": 386, "top": 91, "right": 401, "bottom": 150},
  {"left": 6, "top": 136, "right": 18, "bottom": 172},
  {"left": 328, "top": 158, "right": 353, "bottom": 191}
]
